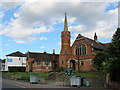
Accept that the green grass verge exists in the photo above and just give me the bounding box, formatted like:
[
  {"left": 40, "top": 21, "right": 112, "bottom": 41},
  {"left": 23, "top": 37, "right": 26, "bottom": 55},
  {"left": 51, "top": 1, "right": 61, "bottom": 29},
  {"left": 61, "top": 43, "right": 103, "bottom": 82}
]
[
  {"left": 2, "top": 72, "right": 49, "bottom": 81},
  {"left": 59, "top": 71, "right": 102, "bottom": 77}
]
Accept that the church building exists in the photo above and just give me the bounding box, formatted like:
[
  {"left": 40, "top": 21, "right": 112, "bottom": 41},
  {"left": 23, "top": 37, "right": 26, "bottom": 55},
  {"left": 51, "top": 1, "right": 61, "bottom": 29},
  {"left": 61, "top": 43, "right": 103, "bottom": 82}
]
[{"left": 59, "top": 13, "right": 108, "bottom": 71}]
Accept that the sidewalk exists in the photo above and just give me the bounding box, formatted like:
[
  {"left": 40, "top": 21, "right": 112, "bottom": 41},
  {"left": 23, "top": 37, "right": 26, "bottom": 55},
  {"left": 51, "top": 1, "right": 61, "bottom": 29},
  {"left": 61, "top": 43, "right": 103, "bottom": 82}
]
[{"left": 2, "top": 78, "right": 68, "bottom": 88}]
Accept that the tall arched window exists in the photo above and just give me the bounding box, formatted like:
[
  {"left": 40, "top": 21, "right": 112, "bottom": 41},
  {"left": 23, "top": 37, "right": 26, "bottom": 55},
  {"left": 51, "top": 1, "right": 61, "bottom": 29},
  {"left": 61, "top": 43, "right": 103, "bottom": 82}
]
[{"left": 75, "top": 44, "right": 86, "bottom": 55}]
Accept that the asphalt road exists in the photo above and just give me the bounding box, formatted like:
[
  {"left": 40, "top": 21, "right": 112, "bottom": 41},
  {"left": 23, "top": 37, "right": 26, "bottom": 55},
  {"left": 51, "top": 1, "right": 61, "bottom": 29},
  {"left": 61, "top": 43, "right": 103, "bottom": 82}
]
[{"left": 2, "top": 79, "right": 24, "bottom": 88}]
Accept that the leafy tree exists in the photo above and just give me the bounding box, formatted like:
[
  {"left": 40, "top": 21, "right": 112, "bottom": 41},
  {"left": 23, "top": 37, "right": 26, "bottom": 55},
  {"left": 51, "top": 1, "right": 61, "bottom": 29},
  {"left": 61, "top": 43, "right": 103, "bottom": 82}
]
[
  {"left": 93, "top": 28, "right": 120, "bottom": 83},
  {"left": 108, "top": 28, "right": 120, "bottom": 58},
  {"left": 93, "top": 51, "right": 109, "bottom": 72},
  {"left": 108, "top": 28, "right": 120, "bottom": 82}
]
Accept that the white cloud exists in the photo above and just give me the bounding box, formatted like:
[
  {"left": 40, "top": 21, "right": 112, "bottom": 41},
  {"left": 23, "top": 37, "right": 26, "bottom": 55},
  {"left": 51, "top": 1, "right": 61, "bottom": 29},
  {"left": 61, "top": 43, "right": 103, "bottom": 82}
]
[
  {"left": 5, "top": 44, "right": 8, "bottom": 46},
  {"left": 40, "top": 36, "right": 47, "bottom": 40},
  {"left": 58, "top": 42, "right": 61, "bottom": 45},
  {"left": 69, "top": 17, "right": 76, "bottom": 25},
  {"left": 69, "top": 25, "right": 85, "bottom": 32},
  {"left": 69, "top": 7, "right": 118, "bottom": 40},
  {"left": 40, "top": 46, "right": 45, "bottom": 49},
  {"left": 1, "top": 2, "right": 23, "bottom": 10},
  {"left": 71, "top": 39, "right": 75, "bottom": 46},
  {"left": 1, "top": 2, "right": 118, "bottom": 43},
  {"left": 0, "top": 12, "right": 4, "bottom": 18},
  {"left": 16, "top": 41, "right": 25, "bottom": 43}
]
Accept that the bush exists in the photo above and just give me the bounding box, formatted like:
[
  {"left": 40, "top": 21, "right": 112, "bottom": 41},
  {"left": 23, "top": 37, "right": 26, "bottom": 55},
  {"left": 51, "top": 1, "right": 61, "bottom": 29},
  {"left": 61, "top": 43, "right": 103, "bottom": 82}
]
[
  {"left": 8, "top": 67, "right": 26, "bottom": 72},
  {"left": 54, "top": 66, "right": 65, "bottom": 72}
]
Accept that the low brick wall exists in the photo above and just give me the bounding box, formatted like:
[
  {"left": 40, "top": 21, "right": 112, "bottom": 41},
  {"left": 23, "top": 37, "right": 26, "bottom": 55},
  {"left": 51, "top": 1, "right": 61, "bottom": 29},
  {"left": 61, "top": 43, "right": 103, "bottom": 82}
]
[
  {"left": 56, "top": 76, "right": 106, "bottom": 87},
  {"left": 108, "top": 83, "right": 120, "bottom": 90},
  {"left": 48, "top": 72, "right": 106, "bottom": 87},
  {"left": 56, "top": 77, "right": 70, "bottom": 86}
]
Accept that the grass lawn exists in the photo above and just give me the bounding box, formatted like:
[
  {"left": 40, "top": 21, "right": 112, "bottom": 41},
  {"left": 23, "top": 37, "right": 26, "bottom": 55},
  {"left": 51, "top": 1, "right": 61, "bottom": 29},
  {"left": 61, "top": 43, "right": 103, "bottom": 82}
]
[
  {"left": 2, "top": 72, "right": 49, "bottom": 80},
  {"left": 59, "top": 71, "right": 103, "bottom": 77}
]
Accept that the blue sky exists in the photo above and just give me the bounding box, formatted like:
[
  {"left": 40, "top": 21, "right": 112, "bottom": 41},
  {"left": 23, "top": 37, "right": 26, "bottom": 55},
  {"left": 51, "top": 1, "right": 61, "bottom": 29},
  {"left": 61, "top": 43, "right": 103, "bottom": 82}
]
[{"left": 0, "top": 1, "right": 118, "bottom": 59}]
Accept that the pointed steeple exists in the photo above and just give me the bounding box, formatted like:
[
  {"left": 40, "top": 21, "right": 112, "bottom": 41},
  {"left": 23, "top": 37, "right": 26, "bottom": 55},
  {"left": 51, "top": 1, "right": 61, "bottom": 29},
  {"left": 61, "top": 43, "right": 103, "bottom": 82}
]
[{"left": 64, "top": 12, "right": 68, "bottom": 31}]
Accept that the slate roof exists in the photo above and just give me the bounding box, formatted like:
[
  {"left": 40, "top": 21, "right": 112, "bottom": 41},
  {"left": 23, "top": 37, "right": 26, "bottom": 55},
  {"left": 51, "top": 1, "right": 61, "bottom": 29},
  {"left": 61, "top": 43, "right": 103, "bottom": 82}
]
[
  {"left": 73, "top": 34, "right": 107, "bottom": 51},
  {"left": 6, "top": 51, "right": 26, "bottom": 57},
  {"left": 26, "top": 52, "right": 59, "bottom": 62},
  {"left": 102, "top": 43, "right": 112, "bottom": 48}
]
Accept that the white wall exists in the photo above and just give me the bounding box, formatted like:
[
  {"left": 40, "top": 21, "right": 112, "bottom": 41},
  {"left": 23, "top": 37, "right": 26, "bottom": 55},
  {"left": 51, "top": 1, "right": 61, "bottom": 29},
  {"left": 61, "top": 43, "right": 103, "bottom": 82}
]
[{"left": 5, "top": 56, "right": 27, "bottom": 71}]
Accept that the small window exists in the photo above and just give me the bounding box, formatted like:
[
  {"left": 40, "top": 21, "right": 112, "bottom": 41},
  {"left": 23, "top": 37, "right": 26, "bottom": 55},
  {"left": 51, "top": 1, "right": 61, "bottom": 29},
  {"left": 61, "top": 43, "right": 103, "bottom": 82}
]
[
  {"left": 61, "top": 60, "right": 64, "bottom": 64},
  {"left": 44, "top": 61, "right": 51, "bottom": 66},
  {"left": 81, "top": 61, "right": 84, "bottom": 66},
  {"left": 36, "top": 61, "right": 41, "bottom": 65}
]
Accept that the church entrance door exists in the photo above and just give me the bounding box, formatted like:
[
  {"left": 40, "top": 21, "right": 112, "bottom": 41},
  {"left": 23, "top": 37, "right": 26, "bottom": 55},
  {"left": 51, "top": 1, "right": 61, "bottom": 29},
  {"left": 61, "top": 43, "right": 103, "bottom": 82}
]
[{"left": 70, "top": 60, "right": 76, "bottom": 70}]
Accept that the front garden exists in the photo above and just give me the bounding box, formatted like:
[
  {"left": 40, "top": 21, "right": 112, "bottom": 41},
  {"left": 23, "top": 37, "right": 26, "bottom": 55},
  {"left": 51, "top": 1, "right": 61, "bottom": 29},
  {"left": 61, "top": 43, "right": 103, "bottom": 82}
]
[
  {"left": 2, "top": 72, "right": 48, "bottom": 81},
  {"left": 2, "top": 71, "right": 106, "bottom": 88}
]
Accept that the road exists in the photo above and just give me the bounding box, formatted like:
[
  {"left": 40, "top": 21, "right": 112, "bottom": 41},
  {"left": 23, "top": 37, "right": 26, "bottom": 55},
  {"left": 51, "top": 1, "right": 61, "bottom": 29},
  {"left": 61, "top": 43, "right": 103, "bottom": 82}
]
[{"left": 2, "top": 79, "right": 25, "bottom": 88}]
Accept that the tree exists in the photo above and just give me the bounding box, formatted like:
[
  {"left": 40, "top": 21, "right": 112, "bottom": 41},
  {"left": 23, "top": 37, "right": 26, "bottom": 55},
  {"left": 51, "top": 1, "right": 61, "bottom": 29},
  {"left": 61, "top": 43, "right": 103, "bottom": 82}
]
[
  {"left": 108, "top": 28, "right": 120, "bottom": 82},
  {"left": 108, "top": 28, "right": 120, "bottom": 58},
  {"left": 93, "top": 51, "right": 109, "bottom": 73}
]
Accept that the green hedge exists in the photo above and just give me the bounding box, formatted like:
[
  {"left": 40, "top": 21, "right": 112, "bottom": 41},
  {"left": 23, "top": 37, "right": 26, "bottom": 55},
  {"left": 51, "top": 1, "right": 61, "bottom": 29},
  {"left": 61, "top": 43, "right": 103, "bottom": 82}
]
[{"left": 8, "top": 67, "right": 26, "bottom": 72}]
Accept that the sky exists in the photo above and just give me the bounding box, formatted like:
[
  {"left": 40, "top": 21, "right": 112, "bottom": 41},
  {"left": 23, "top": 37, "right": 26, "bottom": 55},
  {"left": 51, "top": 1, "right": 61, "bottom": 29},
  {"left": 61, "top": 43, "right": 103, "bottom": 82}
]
[{"left": 0, "top": 0, "right": 119, "bottom": 59}]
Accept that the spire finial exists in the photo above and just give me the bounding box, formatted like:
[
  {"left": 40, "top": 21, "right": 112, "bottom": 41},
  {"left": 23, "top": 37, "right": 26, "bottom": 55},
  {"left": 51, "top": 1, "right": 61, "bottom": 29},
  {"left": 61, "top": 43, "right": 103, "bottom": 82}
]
[
  {"left": 95, "top": 32, "right": 97, "bottom": 36},
  {"left": 65, "top": 12, "right": 66, "bottom": 16},
  {"left": 94, "top": 32, "right": 98, "bottom": 41},
  {"left": 64, "top": 12, "right": 68, "bottom": 31}
]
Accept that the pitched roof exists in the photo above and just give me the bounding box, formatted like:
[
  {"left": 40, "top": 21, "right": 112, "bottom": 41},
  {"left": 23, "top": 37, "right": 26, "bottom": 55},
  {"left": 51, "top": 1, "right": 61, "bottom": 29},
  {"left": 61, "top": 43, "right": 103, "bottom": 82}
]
[
  {"left": 73, "top": 34, "right": 107, "bottom": 51},
  {"left": 6, "top": 51, "right": 26, "bottom": 57},
  {"left": 102, "top": 43, "right": 112, "bottom": 48},
  {"left": 26, "top": 52, "right": 59, "bottom": 62}
]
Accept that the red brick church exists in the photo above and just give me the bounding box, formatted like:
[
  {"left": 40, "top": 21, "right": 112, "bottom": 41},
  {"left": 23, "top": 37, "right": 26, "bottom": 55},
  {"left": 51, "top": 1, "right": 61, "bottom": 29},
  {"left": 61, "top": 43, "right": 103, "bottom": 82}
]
[
  {"left": 26, "top": 13, "right": 109, "bottom": 73},
  {"left": 59, "top": 13, "right": 108, "bottom": 71}
]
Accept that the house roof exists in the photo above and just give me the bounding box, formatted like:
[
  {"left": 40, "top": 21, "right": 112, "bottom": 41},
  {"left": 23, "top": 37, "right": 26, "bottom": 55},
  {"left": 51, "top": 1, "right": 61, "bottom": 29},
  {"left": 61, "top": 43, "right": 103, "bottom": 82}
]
[
  {"left": 73, "top": 34, "right": 107, "bottom": 51},
  {"left": 102, "top": 43, "right": 112, "bottom": 48},
  {"left": 26, "top": 51, "right": 59, "bottom": 62},
  {"left": 6, "top": 51, "right": 26, "bottom": 57}
]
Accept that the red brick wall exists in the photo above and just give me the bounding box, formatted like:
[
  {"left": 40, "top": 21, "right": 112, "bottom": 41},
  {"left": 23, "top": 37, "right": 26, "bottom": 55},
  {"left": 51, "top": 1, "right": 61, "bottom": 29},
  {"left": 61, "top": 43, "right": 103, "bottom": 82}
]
[
  {"left": 31, "top": 61, "right": 52, "bottom": 73},
  {"left": 26, "top": 58, "right": 34, "bottom": 72},
  {"left": 60, "top": 31, "right": 71, "bottom": 55},
  {"left": 79, "top": 60, "right": 95, "bottom": 71},
  {"left": 59, "top": 33, "right": 96, "bottom": 71}
]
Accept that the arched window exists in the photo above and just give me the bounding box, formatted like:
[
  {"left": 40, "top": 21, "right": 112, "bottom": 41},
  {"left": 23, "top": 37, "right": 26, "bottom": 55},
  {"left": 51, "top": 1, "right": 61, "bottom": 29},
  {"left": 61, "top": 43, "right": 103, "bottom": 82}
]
[
  {"left": 75, "top": 44, "right": 86, "bottom": 55},
  {"left": 76, "top": 48, "right": 78, "bottom": 55}
]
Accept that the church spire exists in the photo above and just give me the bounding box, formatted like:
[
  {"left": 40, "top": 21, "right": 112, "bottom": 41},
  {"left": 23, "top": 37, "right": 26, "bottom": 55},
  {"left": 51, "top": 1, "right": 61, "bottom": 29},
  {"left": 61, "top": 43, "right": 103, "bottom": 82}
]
[{"left": 64, "top": 12, "right": 68, "bottom": 31}]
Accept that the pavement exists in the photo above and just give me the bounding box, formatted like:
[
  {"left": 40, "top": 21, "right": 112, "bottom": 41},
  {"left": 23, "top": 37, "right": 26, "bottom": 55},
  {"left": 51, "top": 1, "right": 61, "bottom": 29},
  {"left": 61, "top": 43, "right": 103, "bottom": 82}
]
[
  {"left": 2, "top": 79, "right": 68, "bottom": 88},
  {"left": 0, "top": 72, "right": 2, "bottom": 90},
  {"left": 2, "top": 79, "right": 23, "bottom": 88}
]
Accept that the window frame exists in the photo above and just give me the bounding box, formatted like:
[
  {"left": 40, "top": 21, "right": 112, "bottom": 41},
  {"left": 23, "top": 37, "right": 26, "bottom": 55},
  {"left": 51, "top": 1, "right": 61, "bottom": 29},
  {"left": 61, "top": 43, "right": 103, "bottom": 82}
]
[
  {"left": 36, "top": 61, "right": 41, "bottom": 66},
  {"left": 7, "top": 58, "right": 12, "bottom": 62},
  {"left": 81, "top": 61, "right": 84, "bottom": 66},
  {"left": 61, "top": 59, "right": 64, "bottom": 64},
  {"left": 75, "top": 44, "right": 87, "bottom": 56},
  {"left": 43, "top": 61, "right": 51, "bottom": 66}
]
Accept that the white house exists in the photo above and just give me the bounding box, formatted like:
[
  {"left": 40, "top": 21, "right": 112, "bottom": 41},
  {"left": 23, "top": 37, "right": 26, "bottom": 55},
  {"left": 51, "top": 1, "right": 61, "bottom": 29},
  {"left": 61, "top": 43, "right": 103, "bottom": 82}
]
[{"left": 5, "top": 51, "right": 27, "bottom": 71}]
